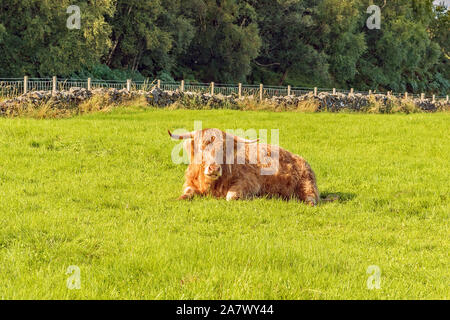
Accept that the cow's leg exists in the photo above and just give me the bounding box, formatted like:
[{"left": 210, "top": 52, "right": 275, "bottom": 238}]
[
  {"left": 226, "top": 181, "right": 260, "bottom": 201},
  {"left": 226, "top": 189, "right": 240, "bottom": 201},
  {"left": 297, "top": 177, "right": 319, "bottom": 206},
  {"left": 178, "top": 185, "right": 198, "bottom": 200}
]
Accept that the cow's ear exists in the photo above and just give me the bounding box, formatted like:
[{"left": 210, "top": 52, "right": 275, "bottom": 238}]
[{"left": 211, "top": 136, "right": 215, "bottom": 143}]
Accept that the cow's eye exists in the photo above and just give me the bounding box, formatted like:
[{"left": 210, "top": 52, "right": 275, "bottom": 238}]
[{"left": 202, "top": 140, "right": 211, "bottom": 149}]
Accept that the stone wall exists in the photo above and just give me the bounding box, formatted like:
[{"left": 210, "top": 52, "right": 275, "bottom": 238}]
[
  {"left": 147, "top": 87, "right": 449, "bottom": 112},
  {"left": 1, "top": 87, "right": 448, "bottom": 115}
]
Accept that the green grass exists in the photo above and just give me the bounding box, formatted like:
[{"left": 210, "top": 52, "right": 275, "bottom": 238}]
[{"left": 0, "top": 107, "right": 448, "bottom": 299}]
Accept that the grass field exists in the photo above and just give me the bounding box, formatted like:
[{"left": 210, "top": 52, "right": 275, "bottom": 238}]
[{"left": 0, "top": 107, "right": 448, "bottom": 299}]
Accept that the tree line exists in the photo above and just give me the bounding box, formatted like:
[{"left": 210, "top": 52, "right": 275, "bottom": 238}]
[{"left": 0, "top": 0, "right": 448, "bottom": 94}]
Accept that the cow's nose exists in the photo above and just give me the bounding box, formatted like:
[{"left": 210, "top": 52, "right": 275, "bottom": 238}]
[{"left": 205, "top": 164, "right": 221, "bottom": 177}]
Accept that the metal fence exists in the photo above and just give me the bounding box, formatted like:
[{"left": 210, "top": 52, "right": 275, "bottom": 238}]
[{"left": 0, "top": 77, "right": 448, "bottom": 101}]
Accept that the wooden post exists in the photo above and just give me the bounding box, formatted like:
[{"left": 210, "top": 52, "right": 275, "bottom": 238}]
[
  {"left": 24, "top": 76, "right": 28, "bottom": 94},
  {"left": 332, "top": 88, "right": 336, "bottom": 95},
  {"left": 157, "top": 80, "right": 161, "bottom": 89},
  {"left": 420, "top": 93, "right": 424, "bottom": 100},
  {"left": 314, "top": 87, "right": 317, "bottom": 96},
  {"left": 259, "top": 84, "right": 263, "bottom": 101},
  {"left": 211, "top": 82, "right": 214, "bottom": 95},
  {"left": 238, "top": 83, "right": 242, "bottom": 99},
  {"left": 180, "top": 80, "right": 184, "bottom": 92},
  {"left": 52, "top": 76, "right": 57, "bottom": 94},
  {"left": 126, "top": 79, "right": 131, "bottom": 91},
  {"left": 432, "top": 95, "right": 435, "bottom": 103},
  {"left": 404, "top": 92, "right": 408, "bottom": 99},
  {"left": 369, "top": 90, "right": 372, "bottom": 95},
  {"left": 287, "top": 85, "right": 291, "bottom": 96},
  {"left": 350, "top": 88, "right": 354, "bottom": 96},
  {"left": 87, "top": 77, "right": 91, "bottom": 90},
  {"left": 446, "top": 95, "right": 449, "bottom": 103}
]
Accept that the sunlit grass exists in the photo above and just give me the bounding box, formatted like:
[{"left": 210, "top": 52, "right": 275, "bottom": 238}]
[{"left": 0, "top": 108, "right": 448, "bottom": 299}]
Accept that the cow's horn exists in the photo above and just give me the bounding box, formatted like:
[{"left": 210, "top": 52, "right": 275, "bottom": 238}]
[
  {"left": 168, "top": 130, "right": 194, "bottom": 140},
  {"left": 234, "top": 136, "right": 259, "bottom": 144}
]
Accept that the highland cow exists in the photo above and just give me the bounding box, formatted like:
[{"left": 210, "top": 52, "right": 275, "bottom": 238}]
[{"left": 168, "top": 128, "right": 319, "bottom": 206}]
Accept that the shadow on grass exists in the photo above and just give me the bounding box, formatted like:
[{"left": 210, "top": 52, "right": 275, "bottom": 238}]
[
  {"left": 175, "top": 191, "right": 356, "bottom": 205},
  {"left": 320, "top": 191, "right": 356, "bottom": 204}
]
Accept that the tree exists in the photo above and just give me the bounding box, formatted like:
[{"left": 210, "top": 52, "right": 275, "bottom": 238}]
[
  {"left": 316, "top": 0, "right": 366, "bottom": 87},
  {"left": 178, "top": 0, "right": 261, "bottom": 83},
  {"left": 0, "top": 0, "right": 113, "bottom": 77},
  {"left": 105, "top": 0, "right": 171, "bottom": 76},
  {"left": 429, "top": 3, "right": 450, "bottom": 93},
  {"left": 355, "top": 0, "right": 445, "bottom": 93},
  {"left": 0, "top": 0, "right": 447, "bottom": 93},
  {"left": 246, "top": 0, "right": 330, "bottom": 86}
]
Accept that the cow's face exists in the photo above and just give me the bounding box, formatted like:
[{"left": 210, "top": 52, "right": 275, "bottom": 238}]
[
  {"left": 191, "top": 129, "right": 226, "bottom": 180},
  {"left": 170, "top": 128, "right": 258, "bottom": 178}
]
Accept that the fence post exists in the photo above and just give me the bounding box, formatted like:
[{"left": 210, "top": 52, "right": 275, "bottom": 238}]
[
  {"left": 350, "top": 88, "right": 354, "bottom": 96},
  {"left": 404, "top": 92, "right": 408, "bottom": 99},
  {"left": 87, "top": 78, "right": 91, "bottom": 90},
  {"left": 287, "top": 85, "right": 291, "bottom": 96},
  {"left": 211, "top": 82, "right": 214, "bottom": 95},
  {"left": 157, "top": 80, "right": 161, "bottom": 89},
  {"left": 23, "top": 76, "right": 28, "bottom": 94},
  {"left": 369, "top": 90, "right": 372, "bottom": 95},
  {"left": 432, "top": 94, "right": 435, "bottom": 103},
  {"left": 52, "top": 76, "right": 57, "bottom": 94},
  {"left": 238, "top": 83, "right": 242, "bottom": 99},
  {"left": 259, "top": 84, "right": 263, "bottom": 101},
  {"left": 314, "top": 87, "right": 317, "bottom": 96},
  {"left": 180, "top": 80, "right": 184, "bottom": 92},
  {"left": 126, "top": 79, "right": 131, "bottom": 91},
  {"left": 420, "top": 93, "right": 424, "bottom": 100},
  {"left": 332, "top": 88, "right": 336, "bottom": 95},
  {"left": 446, "top": 95, "right": 449, "bottom": 103}
]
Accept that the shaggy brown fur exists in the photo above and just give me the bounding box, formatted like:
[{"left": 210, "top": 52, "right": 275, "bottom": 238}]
[{"left": 169, "top": 128, "right": 319, "bottom": 206}]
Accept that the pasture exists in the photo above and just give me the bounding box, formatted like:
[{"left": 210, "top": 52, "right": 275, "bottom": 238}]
[{"left": 0, "top": 107, "right": 448, "bottom": 299}]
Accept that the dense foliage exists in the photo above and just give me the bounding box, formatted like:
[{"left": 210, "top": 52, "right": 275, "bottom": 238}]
[{"left": 0, "top": 0, "right": 448, "bottom": 93}]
